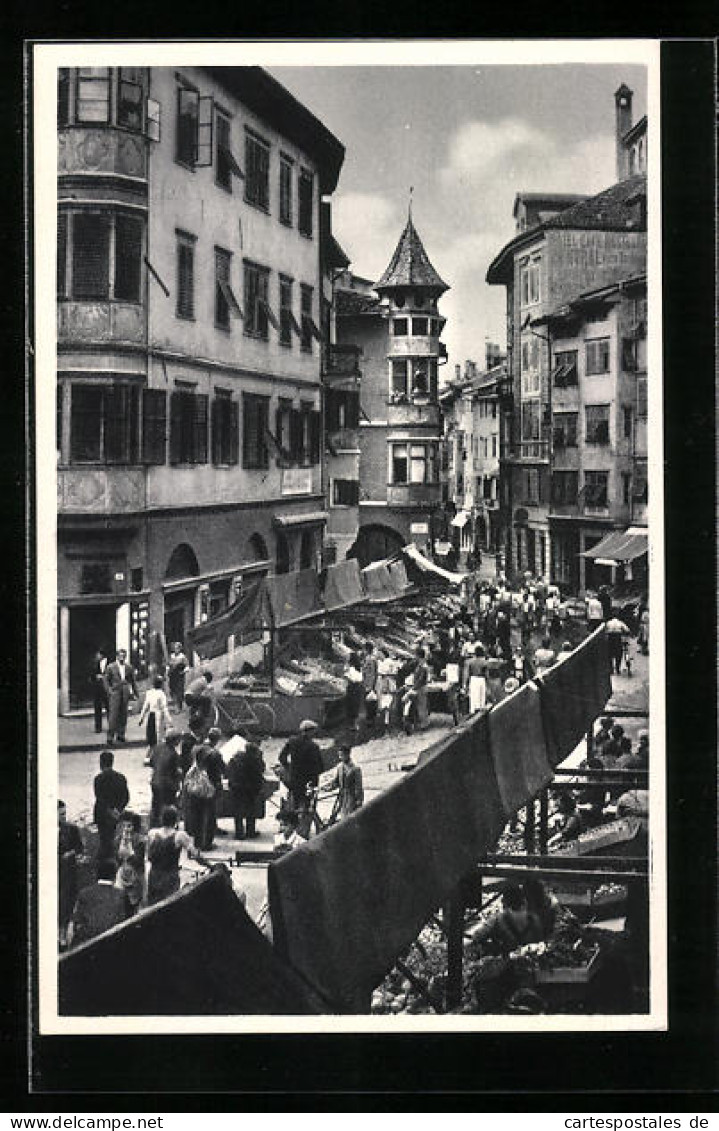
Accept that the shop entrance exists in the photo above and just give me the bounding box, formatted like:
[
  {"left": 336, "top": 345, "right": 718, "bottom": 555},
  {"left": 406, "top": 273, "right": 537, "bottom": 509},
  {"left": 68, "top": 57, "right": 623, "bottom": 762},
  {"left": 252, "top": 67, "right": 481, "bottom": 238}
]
[
  {"left": 69, "top": 604, "right": 117, "bottom": 709},
  {"left": 164, "top": 589, "right": 196, "bottom": 650}
]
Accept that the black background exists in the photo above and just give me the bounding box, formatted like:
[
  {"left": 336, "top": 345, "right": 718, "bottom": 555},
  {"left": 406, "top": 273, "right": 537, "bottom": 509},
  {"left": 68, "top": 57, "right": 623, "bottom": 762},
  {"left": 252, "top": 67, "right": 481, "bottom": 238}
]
[{"left": 4, "top": 24, "right": 717, "bottom": 1108}]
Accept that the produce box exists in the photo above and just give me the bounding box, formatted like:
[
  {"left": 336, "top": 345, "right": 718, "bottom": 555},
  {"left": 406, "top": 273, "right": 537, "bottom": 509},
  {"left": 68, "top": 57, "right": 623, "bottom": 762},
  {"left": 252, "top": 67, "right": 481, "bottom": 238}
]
[{"left": 535, "top": 944, "right": 601, "bottom": 985}]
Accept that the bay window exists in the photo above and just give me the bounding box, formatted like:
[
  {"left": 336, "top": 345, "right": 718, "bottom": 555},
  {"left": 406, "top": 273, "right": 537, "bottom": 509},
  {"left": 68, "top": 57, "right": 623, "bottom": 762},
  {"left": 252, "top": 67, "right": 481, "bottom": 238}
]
[{"left": 58, "top": 208, "right": 145, "bottom": 303}]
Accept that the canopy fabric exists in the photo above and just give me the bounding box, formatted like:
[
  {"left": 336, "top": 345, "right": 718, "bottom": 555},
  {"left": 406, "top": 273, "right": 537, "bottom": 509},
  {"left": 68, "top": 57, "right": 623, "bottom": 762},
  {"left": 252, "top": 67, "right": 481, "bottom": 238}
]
[
  {"left": 266, "top": 569, "right": 323, "bottom": 627},
  {"left": 268, "top": 712, "right": 504, "bottom": 1011},
  {"left": 324, "top": 558, "right": 365, "bottom": 611},
  {"left": 450, "top": 511, "right": 470, "bottom": 528},
  {"left": 360, "top": 560, "right": 396, "bottom": 603},
  {"left": 581, "top": 528, "right": 648, "bottom": 563},
  {"left": 187, "top": 580, "right": 271, "bottom": 658},
  {"left": 402, "top": 542, "right": 467, "bottom": 586},
  {"left": 59, "top": 867, "right": 324, "bottom": 1015},
  {"left": 387, "top": 559, "right": 411, "bottom": 596}
]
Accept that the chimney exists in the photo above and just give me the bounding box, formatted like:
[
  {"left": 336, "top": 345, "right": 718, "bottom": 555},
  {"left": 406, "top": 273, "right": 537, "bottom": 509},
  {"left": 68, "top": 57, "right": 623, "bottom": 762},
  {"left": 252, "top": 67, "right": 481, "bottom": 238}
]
[{"left": 614, "top": 84, "right": 633, "bottom": 181}]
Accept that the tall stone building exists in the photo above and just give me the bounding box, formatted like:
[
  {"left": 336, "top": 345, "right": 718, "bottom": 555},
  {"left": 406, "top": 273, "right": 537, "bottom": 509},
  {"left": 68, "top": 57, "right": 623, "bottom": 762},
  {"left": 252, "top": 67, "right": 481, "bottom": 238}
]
[
  {"left": 334, "top": 216, "right": 449, "bottom": 565},
  {"left": 56, "top": 65, "right": 344, "bottom": 711}
]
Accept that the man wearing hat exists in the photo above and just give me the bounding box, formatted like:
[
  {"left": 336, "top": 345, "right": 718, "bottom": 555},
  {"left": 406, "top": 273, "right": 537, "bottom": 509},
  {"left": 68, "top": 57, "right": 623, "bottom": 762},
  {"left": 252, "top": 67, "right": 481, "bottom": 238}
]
[
  {"left": 149, "top": 728, "right": 182, "bottom": 826},
  {"left": 278, "top": 719, "right": 324, "bottom": 815}
]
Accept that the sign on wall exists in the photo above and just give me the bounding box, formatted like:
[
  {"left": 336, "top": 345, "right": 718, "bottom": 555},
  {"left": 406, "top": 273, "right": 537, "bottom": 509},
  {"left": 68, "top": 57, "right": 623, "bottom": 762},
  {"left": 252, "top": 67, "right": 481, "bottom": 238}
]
[{"left": 281, "top": 468, "right": 313, "bottom": 495}]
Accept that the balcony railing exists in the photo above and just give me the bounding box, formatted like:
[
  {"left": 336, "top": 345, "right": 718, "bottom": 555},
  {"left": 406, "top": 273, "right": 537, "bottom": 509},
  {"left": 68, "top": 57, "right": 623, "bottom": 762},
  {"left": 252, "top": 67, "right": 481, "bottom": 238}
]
[
  {"left": 387, "top": 482, "right": 442, "bottom": 508},
  {"left": 509, "top": 440, "right": 549, "bottom": 461},
  {"left": 323, "top": 344, "right": 361, "bottom": 380},
  {"left": 386, "top": 398, "right": 441, "bottom": 429}
]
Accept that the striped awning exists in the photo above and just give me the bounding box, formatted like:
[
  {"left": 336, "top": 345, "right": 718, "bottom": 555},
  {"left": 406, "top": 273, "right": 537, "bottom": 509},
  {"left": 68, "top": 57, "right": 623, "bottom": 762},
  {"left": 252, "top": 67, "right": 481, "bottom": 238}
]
[{"left": 581, "top": 528, "right": 648, "bottom": 563}]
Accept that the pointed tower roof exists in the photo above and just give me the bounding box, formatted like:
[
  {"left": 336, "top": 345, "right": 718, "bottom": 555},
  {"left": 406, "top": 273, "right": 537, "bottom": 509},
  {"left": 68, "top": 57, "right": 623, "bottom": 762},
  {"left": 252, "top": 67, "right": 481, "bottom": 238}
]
[{"left": 375, "top": 216, "right": 449, "bottom": 295}]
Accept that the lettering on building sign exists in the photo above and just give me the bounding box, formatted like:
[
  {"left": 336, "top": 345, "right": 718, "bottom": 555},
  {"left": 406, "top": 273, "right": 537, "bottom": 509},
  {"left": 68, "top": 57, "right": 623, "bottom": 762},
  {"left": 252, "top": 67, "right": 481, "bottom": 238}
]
[
  {"left": 281, "top": 468, "right": 313, "bottom": 495},
  {"left": 410, "top": 522, "right": 429, "bottom": 535}
]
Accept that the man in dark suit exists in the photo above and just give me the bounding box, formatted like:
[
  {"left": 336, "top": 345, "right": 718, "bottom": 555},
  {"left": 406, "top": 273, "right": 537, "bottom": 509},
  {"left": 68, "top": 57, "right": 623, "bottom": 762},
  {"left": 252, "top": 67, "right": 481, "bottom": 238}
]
[
  {"left": 90, "top": 647, "right": 109, "bottom": 733},
  {"left": 93, "top": 748, "right": 130, "bottom": 858},
  {"left": 105, "top": 648, "right": 138, "bottom": 743},
  {"left": 69, "top": 858, "right": 127, "bottom": 947}
]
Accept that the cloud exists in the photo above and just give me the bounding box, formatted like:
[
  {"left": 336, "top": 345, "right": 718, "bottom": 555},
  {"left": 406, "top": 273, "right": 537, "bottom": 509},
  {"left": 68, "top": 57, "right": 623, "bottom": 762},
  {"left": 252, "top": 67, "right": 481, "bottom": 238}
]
[{"left": 332, "top": 191, "right": 401, "bottom": 282}]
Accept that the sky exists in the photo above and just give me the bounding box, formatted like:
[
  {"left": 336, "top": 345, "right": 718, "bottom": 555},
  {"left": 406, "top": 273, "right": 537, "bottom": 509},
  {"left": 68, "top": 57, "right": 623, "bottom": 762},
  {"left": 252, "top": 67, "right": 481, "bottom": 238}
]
[{"left": 269, "top": 62, "right": 647, "bottom": 376}]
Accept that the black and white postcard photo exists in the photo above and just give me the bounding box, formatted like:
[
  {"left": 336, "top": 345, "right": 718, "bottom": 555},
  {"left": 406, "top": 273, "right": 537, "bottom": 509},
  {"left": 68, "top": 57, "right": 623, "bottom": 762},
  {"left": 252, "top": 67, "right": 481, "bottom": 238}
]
[{"left": 31, "top": 39, "right": 665, "bottom": 1036}]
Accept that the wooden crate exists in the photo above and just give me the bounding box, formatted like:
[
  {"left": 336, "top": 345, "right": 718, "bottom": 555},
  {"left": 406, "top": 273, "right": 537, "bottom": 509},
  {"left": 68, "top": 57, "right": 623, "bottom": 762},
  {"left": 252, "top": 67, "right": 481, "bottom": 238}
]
[{"left": 535, "top": 944, "right": 602, "bottom": 985}]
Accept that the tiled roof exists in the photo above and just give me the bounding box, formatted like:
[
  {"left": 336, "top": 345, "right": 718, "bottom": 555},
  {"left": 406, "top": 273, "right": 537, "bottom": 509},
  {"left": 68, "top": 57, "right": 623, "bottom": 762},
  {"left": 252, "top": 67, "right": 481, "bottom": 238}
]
[
  {"left": 375, "top": 218, "right": 449, "bottom": 294},
  {"left": 543, "top": 174, "right": 646, "bottom": 230},
  {"left": 335, "top": 289, "right": 381, "bottom": 316}
]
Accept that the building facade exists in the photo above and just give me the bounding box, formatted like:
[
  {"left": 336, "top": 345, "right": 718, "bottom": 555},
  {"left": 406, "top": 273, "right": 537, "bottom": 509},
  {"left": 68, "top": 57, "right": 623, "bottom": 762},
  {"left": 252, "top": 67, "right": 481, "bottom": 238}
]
[
  {"left": 538, "top": 274, "right": 648, "bottom": 592},
  {"left": 334, "top": 218, "right": 449, "bottom": 566},
  {"left": 440, "top": 350, "right": 504, "bottom": 556},
  {"left": 56, "top": 65, "right": 344, "bottom": 711}
]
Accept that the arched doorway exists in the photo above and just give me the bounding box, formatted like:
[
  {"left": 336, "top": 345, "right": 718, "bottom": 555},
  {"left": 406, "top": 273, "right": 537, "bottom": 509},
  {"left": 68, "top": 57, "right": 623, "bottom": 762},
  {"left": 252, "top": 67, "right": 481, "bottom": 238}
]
[
  {"left": 351, "top": 524, "right": 405, "bottom": 568},
  {"left": 163, "top": 543, "right": 200, "bottom": 648}
]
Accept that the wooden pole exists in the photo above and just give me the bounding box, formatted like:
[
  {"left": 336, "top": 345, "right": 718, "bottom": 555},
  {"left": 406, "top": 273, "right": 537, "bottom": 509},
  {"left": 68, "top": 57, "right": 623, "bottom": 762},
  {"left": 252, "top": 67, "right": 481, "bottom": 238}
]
[
  {"left": 443, "top": 886, "right": 465, "bottom": 1011},
  {"left": 524, "top": 797, "right": 536, "bottom": 855}
]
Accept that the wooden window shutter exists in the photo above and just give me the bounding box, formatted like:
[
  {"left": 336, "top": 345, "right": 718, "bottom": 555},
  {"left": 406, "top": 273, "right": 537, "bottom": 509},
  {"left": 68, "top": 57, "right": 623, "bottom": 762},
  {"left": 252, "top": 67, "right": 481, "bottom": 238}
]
[
  {"left": 169, "top": 392, "right": 183, "bottom": 465},
  {"left": 229, "top": 400, "right": 239, "bottom": 464},
  {"left": 193, "top": 393, "right": 208, "bottom": 463},
  {"left": 142, "top": 389, "right": 166, "bottom": 464}
]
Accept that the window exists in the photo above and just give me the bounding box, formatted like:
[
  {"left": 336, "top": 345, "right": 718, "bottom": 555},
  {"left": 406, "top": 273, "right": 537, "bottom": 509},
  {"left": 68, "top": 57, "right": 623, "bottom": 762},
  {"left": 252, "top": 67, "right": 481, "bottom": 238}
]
[
  {"left": 275, "top": 398, "right": 293, "bottom": 455},
  {"left": 76, "top": 67, "right": 110, "bottom": 123},
  {"left": 279, "top": 276, "right": 293, "bottom": 347},
  {"left": 176, "top": 87, "right": 199, "bottom": 166},
  {"left": 279, "top": 155, "right": 293, "bottom": 225},
  {"left": 141, "top": 389, "right": 167, "bottom": 464},
  {"left": 393, "top": 318, "right": 408, "bottom": 336},
  {"left": 60, "top": 209, "right": 145, "bottom": 302},
  {"left": 520, "top": 258, "right": 541, "bottom": 306},
  {"left": 58, "top": 69, "right": 70, "bottom": 127},
  {"left": 307, "top": 407, "right": 321, "bottom": 465},
  {"left": 70, "top": 383, "right": 140, "bottom": 464},
  {"left": 244, "top": 261, "right": 269, "bottom": 339},
  {"left": 412, "top": 317, "right": 429, "bottom": 336},
  {"left": 114, "top": 213, "right": 143, "bottom": 301},
  {"left": 298, "top": 169, "right": 314, "bottom": 236},
  {"left": 211, "top": 392, "right": 239, "bottom": 465},
  {"left": 391, "top": 358, "right": 409, "bottom": 398},
  {"left": 332, "top": 479, "right": 360, "bottom": 507},
  {"left": 326, "top": 389, "right": 360, "bottom": 431},
  {"left": 392, "top": 444, "right": 408, "bottom": 484},
  {"left": 208, "top": 579, "right": 231, "bottom": 619},
  {"left": 586, "top": 337, "right": 610, "bottom": 375},
  {"left": 57, "top": 212, "right": 67, "bottom": 298},
  {"left": 215, "top": 110, "right": 234, "bottom": 191},
  {"left": 553, "top": 411, "right": 578, "bottom": 448},
  {"left": 584, "top": 470, "right": 609, "bottom": 508},
  {"left": 245, "top": 130, "right": 270, "bottom": 211},
  {"left": 585, "top": 404, "right": 610, "bottom": 445},
  {"left": 176, "top": 232, "right": 195, "bottom": 319},
  {"left": 523, "top": 468, "right": 541, "bottom": 504},
  {"left": 169, "top": 390, "right": 208, "bottom": 465},
  {"left": 72, "top": 212, "right": 110, "bottom": 299},
  {"left": 623, "top": 405, "right": 633, "bottom": 439},
  {"left": 492, "top": 435, "right": 497, "bottom": 457},
  {"left": 622, "top": 338, "right": 638, "bottom": 372},
  {"left": 521, "top": 400, "right": 541, "bottom": 441},
  {"left": 117, "top": 67, "right": 144, "bottom": 131},
  {"left": 622, "top": 472, "right": 631, "bottom": 505},
  {"left": 242, "top": 393, "right": 269, "bottom": 469},
  {"left": 551, "top": 471, "right": 579, "bottom": 505},
  {"left": 552, "top": 349, "right": 578, "bottom": 387},
  {"left": 632, "top": 460, "right": 648, "bottom": 504},
  {"left": 81, "top": 562, "right": 113, "bottom": 595},
  {"left": 215, "top": 248, "right": 240, "bottom": 331},
  {"left": 300, "top": 284, "right": 314, "bottom": 353},
  {"left": 636, "top": 375, "right": 648, "bottom": 418}
]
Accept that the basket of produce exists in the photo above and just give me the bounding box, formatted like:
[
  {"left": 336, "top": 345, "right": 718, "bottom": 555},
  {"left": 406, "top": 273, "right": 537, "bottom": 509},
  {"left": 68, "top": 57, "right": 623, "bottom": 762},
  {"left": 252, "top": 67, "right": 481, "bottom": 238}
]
[{"left": 534, "top": 938, "right": 602, "bottom": 985}]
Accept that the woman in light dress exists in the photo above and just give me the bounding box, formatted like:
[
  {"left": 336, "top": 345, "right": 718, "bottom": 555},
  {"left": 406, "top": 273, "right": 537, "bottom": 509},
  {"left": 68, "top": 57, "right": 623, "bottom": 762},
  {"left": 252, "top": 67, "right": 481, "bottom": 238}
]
[
  {"left": 464, "top": 644, "right": 488, "bottom": 714},
  {"left": 138, "top": 674, "right": 173, "bottom": 765}
]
